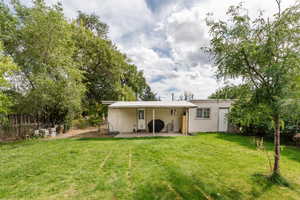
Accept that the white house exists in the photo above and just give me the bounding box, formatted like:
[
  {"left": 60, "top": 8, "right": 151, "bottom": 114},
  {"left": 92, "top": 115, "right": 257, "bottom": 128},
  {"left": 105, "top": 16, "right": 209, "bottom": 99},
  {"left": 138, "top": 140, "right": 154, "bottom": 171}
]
[{"left": 106, "top": 99, "right": 233, "bottom": 135}]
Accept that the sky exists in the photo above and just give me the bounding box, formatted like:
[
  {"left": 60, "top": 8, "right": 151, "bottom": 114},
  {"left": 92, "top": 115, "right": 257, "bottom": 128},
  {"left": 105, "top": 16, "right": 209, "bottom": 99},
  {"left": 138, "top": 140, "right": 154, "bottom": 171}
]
[{"left": 18, "top": 0, "right": 297, "bottom": 100}]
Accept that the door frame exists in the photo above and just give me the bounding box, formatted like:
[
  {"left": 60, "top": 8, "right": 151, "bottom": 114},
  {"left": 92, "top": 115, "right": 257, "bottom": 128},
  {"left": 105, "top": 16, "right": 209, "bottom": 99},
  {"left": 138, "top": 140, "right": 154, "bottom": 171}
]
[
  {"left": 218, "top": 107, "right": 229, "bottom": 132},
  {"left": 137, "top": 108, "right": 146, "bottom": 131}
]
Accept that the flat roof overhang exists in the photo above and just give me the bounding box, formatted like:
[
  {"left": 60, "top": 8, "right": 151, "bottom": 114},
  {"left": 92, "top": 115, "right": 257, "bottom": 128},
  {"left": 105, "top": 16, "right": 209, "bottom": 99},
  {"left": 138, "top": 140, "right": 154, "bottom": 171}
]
[{"left": 108, "top": 101, "right": 197, "bottom": 108}]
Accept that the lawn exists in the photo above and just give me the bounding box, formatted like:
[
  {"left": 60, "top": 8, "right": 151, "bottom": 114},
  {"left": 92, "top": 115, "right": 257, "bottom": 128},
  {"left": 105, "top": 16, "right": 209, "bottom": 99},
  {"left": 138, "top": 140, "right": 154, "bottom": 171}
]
[{"left": 1, "top": 133, "right": 300, "bottom": 200}]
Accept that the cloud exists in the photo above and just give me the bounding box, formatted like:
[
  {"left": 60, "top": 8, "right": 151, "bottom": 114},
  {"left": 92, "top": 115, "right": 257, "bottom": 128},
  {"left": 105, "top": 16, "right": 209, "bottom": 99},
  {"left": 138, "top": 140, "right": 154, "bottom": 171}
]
[
  {"left": 16, "top": 0, "right": 298, "bottom": 99},
  {"left": 150, "top": 75, "right": 167, "bottom": 83},
  {"left": 145, "top": 0, "right": 174, "bottom": 13}
]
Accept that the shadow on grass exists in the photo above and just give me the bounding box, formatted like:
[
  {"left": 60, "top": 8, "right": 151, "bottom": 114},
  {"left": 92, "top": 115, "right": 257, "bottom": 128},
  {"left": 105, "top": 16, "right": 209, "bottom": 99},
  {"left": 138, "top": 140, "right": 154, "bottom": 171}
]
[
  {"left": 250, "top": 173, "right": 294, "bottom": 198},
  {"left": 215, "top": 133, "right": 300, "bottom": 163},
  {"left": 133, "top": 166, "right": 243, "bottom": 200},
  {"left": 250, "top": 173, "right": 275, "bottom": 198},
  {"left": 216, "top": 133, "right": 259, "bottom": 150},
  {"left": 0, "top": 139, "right": 38, "bottom": 148}
]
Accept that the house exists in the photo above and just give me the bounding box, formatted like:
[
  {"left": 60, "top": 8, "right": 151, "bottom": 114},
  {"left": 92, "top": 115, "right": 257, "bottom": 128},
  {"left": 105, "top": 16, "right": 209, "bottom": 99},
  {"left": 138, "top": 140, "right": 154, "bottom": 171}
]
[
  {"left": 189, "top": 99, "right": 233, "bottom": 133},
  {"left": 105, "top": 99, "right": 233, "bottom": 135}
]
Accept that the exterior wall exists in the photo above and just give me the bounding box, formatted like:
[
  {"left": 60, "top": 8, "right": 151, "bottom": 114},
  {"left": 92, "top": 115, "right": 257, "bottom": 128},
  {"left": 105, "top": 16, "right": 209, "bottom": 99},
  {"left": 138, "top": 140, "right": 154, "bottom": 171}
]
[
  {"left": 108, "top": 108, "right": 137, "bottom": 132},
  {"left": 107, "top": 99, "right": 233, "bottom": 133},
  {"left": 108, "top": 107, "right": 186, "bottom": 133},
  {"left": 188, "top": 100, "right": 233, "bottom": 133},
  {"left": 145, "top": 108, "right": 185, "bottom": 132}
]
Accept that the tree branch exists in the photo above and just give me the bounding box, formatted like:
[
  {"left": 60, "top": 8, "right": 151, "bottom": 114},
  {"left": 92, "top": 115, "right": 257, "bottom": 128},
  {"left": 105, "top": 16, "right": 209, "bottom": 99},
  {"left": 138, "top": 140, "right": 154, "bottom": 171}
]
[
  {"left": 241, "top": 48, "right": 267, "bottom": 86},
  {"left": 275, "top": 0, "right": 281, "bottom": 17}
]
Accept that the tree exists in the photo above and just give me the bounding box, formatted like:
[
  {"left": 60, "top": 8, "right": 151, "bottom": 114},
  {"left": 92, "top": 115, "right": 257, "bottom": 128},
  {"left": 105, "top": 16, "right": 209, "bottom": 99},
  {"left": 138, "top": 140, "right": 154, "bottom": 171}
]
[
  {"left": 0, "top": 0, "right": 154, "bottom": 128},
  {"left": 140, "top": 85, "right": 157, "bottom": 101},
  {"left": 0, "top": 1, "right": 85, "bottom": 126},
  {"left": 0, "top": 41, "right": 18, "bottom": 123},
  {"left": 209, "top": 84, "right": 250, "bottom": 99},
  {"left": 73, "top": 12, "right": 151, "bottom": 103},
  {"left": 76, "top": 11, "right": 108, "bottom": 39},
  {"left": 206, "top": 1, "right": 300, "bottom": 175},
  {"left": 229, "top": 97, "right": 273, "bottom": 137}
]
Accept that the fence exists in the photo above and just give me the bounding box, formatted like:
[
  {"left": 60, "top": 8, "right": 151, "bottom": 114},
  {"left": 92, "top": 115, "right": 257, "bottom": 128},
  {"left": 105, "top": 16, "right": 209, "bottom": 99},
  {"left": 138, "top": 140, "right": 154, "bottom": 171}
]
[{"left": 0, "top": 114, "right": 40, "bottom": 141}]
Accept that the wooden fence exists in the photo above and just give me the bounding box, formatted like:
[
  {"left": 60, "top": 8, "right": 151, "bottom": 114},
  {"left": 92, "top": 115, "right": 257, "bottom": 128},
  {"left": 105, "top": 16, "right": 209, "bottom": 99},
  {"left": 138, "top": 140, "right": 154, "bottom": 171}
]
[{"left": 0, "top": 114, "right": 40, "bottom": 141}]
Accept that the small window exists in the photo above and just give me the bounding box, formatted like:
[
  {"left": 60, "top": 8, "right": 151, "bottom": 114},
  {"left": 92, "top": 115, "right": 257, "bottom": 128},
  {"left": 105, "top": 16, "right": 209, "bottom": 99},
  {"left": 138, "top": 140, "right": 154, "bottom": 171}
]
[
  {"left": 196, "top": 108, "right": 210, "bottom": 119},
  {"left": 170, "top": 108, "right": 177, "bottom": 116},
  {"left": 138, "top": 110, "right": 144, "bottom": 120}
]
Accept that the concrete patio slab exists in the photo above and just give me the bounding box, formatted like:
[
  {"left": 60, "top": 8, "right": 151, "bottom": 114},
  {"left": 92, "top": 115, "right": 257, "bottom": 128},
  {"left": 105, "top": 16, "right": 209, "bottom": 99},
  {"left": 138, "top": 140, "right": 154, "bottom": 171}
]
[{"left": 114, "top": 132, "right": 184, "bottom": 138}]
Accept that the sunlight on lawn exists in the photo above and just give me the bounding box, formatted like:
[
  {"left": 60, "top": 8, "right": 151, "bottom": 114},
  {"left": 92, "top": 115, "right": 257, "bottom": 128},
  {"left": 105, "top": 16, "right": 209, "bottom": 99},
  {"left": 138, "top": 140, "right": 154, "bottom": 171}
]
[{"left": 1, "top": 133, "right": 300, "bottom": 200}]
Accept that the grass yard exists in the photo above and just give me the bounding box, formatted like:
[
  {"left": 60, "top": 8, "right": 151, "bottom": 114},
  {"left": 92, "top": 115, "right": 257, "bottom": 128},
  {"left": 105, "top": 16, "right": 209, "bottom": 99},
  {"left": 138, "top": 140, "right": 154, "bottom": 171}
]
[{"left": 1, "top": 133, "right": 300, "bottom": 200}]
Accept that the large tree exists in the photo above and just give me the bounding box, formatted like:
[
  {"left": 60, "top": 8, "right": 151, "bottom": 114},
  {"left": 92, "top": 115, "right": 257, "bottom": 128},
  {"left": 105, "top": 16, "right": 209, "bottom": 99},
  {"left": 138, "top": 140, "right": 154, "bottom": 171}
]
[
  {"left": 209, "top": 84, "right": 250, "bottom": 99},
  {"left": 0, "top": 1, "right": 85, "bottom": 126},
  {"left": 206, "top": 1, "right": 300, "bottom": 175},
  {"left": 0, "top": 41, "right": 18, "bottom": 123},
  {"left": 73, "top": 12, "right": 151, "bottom": 102},
  {"left": 140, "top": 85, "right": 157, "bottom": 101},
  {"left": 0, "top": 0, "right": 155, "bottom": 128}
]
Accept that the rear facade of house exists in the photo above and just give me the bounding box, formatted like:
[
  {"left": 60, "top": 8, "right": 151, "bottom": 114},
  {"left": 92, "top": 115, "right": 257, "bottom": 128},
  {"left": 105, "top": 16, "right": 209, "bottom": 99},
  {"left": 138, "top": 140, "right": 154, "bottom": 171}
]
[
  {"left": 106, "top": 99, "right": 233, "bottom": 134},
  {"left": 188, "top": 100, "right": 232, "bottom": 133}
]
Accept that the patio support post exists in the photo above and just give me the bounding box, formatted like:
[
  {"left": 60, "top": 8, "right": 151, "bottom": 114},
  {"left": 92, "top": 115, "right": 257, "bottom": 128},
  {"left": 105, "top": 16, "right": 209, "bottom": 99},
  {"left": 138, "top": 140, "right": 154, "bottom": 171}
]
[
  {"left": 152, "top": 109, "right": 155, "bottom": 136},
  {"left": 185, "top": 108, "right": 188, "bottom": 136}
]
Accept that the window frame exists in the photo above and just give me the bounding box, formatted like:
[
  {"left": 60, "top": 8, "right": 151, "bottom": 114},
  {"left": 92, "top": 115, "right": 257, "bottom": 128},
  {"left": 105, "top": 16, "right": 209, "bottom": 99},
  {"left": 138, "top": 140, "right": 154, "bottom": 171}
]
[
  {"left": 196, "top": 107, "right": 211, "bottom": 119},
  {"left": 138, "top": 110, "right": 145, "bottom": 120}
]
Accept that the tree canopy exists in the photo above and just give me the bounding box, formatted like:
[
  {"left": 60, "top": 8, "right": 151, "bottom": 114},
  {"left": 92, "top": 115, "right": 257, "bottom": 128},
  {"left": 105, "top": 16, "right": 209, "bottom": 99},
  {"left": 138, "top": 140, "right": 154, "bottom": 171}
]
[
  {"left": 206, "top": 1, "right": 300, "bottom": 175},
  {"left": 0, "top": 41, "right": 18, "bottom": 122},
  {"left": 209, "top": 84, "right": 250, "bottom": 99},
  {"left": 0, "top": 0, "right": 156, "bottom": 126}
]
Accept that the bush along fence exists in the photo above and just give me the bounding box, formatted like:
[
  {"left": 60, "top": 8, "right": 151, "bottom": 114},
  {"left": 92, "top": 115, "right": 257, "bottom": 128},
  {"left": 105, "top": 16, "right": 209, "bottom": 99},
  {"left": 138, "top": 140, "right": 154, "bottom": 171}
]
[{"left": 0, "top": 114, "right": 65, "bottom": 141}]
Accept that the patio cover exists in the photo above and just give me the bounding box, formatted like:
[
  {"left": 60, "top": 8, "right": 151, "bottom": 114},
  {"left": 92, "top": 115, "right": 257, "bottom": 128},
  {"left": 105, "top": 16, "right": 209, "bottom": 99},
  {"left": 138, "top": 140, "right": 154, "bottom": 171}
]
[{"left": 109, "top": 101, "right": 197, "bottom": 108}]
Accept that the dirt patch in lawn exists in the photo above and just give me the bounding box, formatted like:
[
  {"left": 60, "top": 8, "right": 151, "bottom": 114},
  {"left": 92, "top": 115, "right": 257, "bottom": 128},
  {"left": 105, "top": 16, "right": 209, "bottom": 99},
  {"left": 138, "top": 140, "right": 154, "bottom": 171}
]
[{"left": 47, "top": 127, "right": 112, "bottom": 140}]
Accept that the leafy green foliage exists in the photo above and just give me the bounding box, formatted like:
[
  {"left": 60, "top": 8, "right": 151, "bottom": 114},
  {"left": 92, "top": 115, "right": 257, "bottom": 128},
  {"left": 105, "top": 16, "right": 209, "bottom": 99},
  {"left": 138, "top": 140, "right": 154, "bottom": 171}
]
[
  {"left": 140, "top": 85, "right": 157, "bottom": 101},
  {"left": 215, "top": 85, "right": 300, "bottom": 142},
  {"left": 1, "top": 1, "right": 85, "bottom": 126},
  {"left": 206, "top": 1, "right": 300, "bottom": 174},
  {"left": 209, "top": 84, "right": 250, "bottom": 99},
  {"left": 229, "top": 98, "right": 273, "bottom": 136},
  {"left": 0, "top": 41, "right": 18, "bottom": 123},
  {"left": 210, "top": 84, "right": 275, "bottom": 137},
  {"left": 0, "top": 0, "right": 154, "bottom": 127},
  {"left": 207, "top": 2, "right": 300, "bottom": 112},
  {"left": 72, "top": 12, "right": 156, "bottom": 118},
  {"left": 76, "top": 11, "right": 108, "bottom": 38},
  {"left": 73, "top": 17, "right": 151, "bottom": 103}
]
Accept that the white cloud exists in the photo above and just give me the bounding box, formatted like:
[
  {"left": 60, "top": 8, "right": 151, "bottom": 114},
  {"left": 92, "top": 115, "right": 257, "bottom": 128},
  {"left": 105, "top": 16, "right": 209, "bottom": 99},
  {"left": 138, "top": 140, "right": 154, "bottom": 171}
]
[{"left": 19, "top": 0, "right": 298, "bottom": 99}]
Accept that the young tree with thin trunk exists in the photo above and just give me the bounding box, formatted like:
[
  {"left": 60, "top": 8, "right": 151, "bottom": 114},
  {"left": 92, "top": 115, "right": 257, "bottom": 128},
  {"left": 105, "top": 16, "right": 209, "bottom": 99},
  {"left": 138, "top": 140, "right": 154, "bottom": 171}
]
[{"left": 206, "top": 1, "right": 300, "bottom": 175}]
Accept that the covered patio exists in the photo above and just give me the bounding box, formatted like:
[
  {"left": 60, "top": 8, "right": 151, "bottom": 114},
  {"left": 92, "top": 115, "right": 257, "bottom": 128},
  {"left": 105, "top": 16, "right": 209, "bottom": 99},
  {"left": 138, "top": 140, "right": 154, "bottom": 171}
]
[{"left": 108, "top": 101, "right": 197, "bottom": 136}]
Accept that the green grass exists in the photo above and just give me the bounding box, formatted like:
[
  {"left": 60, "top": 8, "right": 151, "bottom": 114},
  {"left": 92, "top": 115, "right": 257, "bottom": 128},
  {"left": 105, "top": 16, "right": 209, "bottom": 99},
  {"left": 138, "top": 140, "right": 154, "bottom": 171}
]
[{"left": 1, "top": 133, "right": 300, "bottom": 200}]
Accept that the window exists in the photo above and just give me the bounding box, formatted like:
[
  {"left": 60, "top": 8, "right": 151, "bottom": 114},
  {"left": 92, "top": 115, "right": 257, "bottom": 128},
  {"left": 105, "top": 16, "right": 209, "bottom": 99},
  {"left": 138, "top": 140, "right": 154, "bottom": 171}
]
[
  {"left": 196, "top": 108, "right": 210, "bottom": 119},
  {"left": 170, "top": 108, "right": 177, "bottom": 116},
  {"left": 138, "top": 110, "right": 144, "bottom": 120}
]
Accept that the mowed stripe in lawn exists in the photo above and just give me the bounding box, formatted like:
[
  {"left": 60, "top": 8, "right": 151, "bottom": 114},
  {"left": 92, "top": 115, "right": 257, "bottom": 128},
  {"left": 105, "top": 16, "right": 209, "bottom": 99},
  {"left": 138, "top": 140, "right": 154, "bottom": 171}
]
[{"left": 1, "top": 134, "right": 300, "bottom": 200}]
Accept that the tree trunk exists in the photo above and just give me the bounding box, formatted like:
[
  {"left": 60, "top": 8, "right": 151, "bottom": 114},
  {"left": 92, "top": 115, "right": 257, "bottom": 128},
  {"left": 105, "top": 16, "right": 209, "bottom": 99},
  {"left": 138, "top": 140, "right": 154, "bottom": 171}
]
[{"left": 273, "top": 115, "right": 281, "bottom": 175}]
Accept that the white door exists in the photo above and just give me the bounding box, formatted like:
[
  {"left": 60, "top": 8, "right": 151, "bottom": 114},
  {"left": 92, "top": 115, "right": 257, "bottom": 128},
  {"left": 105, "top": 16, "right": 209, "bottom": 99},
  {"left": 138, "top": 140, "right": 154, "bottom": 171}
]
[
  {"left": 137, "top": 109, "right": 146, "bottom": 130},
  {"left": 218, "top": 108, "right": 229, "bottom": 132}
]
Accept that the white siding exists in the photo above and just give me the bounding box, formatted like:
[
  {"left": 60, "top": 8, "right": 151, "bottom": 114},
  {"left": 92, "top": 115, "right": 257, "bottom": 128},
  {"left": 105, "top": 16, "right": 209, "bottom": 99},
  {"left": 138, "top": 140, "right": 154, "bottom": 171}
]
[
  {"left": 108, "top": 108, "right": 136, "bottom": 132},
  {"left": 107, "top": 100, "right": 233, "bottom": 133},
  {"left": 188, "top": 100, "right": 233, "bottom": 133},
  {"left": 145, "top": 108, "right": 185, "bottom": 132},
  {"left": 108, "top": 107, "right": 185, "bottom": 133}
]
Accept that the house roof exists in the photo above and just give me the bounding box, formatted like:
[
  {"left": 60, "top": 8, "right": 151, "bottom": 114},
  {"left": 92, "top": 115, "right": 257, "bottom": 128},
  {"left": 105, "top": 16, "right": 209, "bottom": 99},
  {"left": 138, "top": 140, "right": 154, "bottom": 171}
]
[
  {"left": 109, "top": 101, "right": 198, "bottom": 108},
  {"left": 101, "top": 101, "right": 116, "bottom": 105},
  {"left": 190, "top": 99, "right": 235, "bottom": 103}
]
